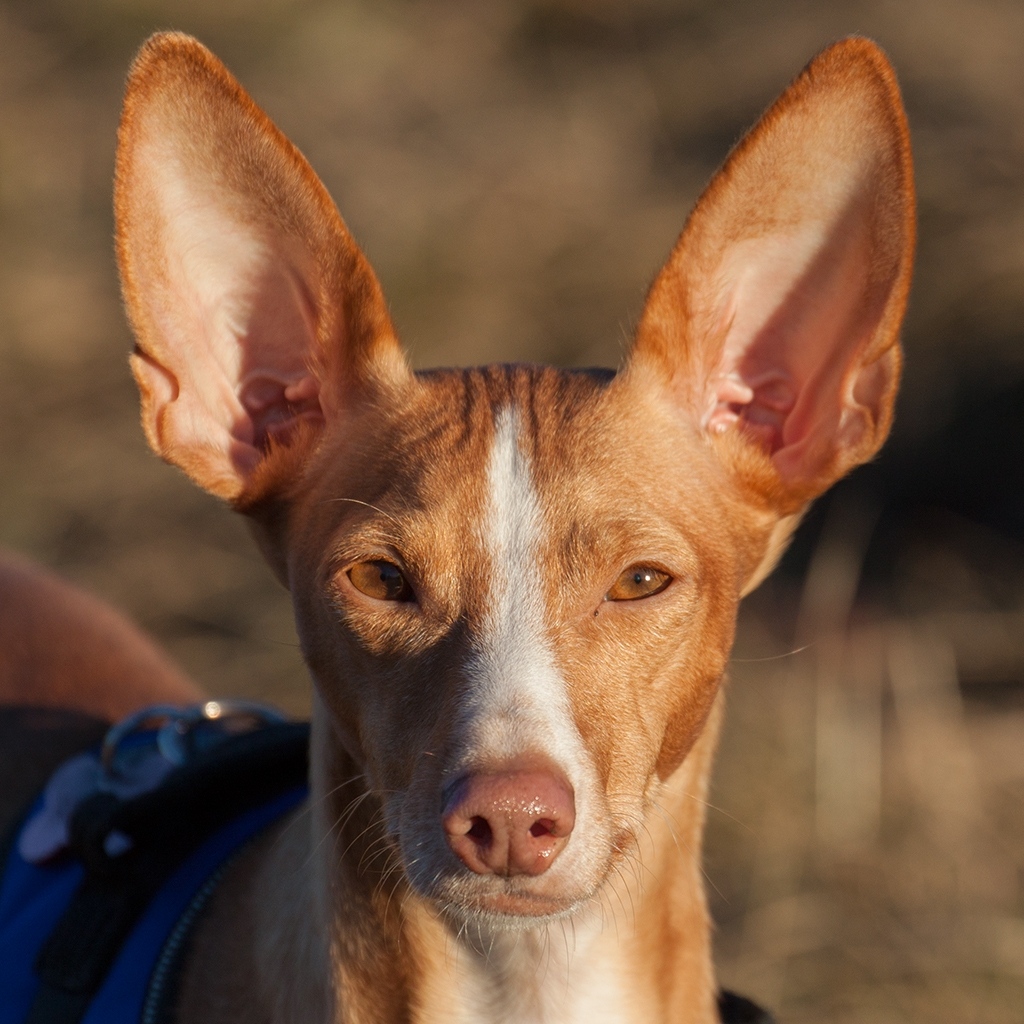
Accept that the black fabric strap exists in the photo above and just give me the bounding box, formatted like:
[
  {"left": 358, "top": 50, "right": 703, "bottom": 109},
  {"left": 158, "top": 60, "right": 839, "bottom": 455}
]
[
  {"left": 719, "top": 989, "right": 776, "bottom": 1023},
  {"left": 27, "top": 722, "right": 309, "bottom": 1024},
  {"left": 0, "top": 708, "right": 109, "bottom": 878}
]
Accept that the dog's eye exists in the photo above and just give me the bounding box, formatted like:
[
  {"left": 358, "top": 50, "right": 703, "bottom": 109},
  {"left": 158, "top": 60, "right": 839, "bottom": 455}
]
[
  {"left": 348, "top": 560, "right": 413, "bottom": 602},
  {"left": 605, "top": 566, "right": 672, "bottom": 601}
]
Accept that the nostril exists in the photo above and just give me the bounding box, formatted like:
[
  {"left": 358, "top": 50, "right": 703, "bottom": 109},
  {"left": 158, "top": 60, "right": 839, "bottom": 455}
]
[
  {"left": 467, "top": 816, "right": 491, "bottom": 844},
  {"left": 441, "top": 763, "right": 575, "bottom": 876}
]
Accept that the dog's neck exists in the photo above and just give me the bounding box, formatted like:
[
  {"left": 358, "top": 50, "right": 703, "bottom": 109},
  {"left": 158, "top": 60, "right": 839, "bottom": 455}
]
[{"left": 189, "top": 693, "right": 723, "bottom": 1024}]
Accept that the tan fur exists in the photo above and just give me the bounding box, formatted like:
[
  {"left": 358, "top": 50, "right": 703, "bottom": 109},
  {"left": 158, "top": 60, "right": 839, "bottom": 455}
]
[{"left": 3, "top": 33, "right": 914, "bottom": 1024}]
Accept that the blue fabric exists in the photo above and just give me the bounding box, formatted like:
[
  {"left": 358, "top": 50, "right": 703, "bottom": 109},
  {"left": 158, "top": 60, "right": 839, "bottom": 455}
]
[
  {"left": 0, "top": 785, "right": 307, "bottom": 1024},
  {"left": 0, "top": 810, "right": 83, "bottom": 1024}
]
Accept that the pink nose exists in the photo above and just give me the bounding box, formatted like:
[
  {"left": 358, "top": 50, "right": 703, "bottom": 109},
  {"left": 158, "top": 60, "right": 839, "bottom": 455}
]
[{"left": 441, "top": 764, "right": 575, "bottom": 877}]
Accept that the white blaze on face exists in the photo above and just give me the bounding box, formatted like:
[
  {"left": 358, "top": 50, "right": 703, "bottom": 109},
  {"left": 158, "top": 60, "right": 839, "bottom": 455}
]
[{"left": 464, "top": 405, "right": 589, "bottom": 778}]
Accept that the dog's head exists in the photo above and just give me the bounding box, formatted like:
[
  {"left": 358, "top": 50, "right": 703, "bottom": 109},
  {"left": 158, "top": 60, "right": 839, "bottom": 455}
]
[{"left": 115, "top": 34, "right": 913, "bottom": 924}]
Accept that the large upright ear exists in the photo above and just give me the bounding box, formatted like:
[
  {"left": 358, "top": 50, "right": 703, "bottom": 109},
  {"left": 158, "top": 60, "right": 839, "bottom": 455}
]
[
  {"left": 116, "top": 33, "right": 409, "bottom": 505},
  {"left": 629, "top": 38, "right": 914, "bottom": 512}
]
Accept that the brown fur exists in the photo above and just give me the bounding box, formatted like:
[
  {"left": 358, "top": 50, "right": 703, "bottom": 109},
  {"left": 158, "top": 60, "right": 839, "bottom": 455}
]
[{"left": 1, "top": 32, "right": 914, "bottom": 1024}]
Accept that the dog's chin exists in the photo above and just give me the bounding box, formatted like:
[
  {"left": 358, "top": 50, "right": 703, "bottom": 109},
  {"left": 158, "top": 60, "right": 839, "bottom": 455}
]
[
  {"left": 415, "top": 871, "right": 595, "bottom": 930},
  {"left": 394, "top": 816, "right": 617, "bottom": 930},
  {"left": 436, "top": 886, "right": 589, "bottom": 931}
]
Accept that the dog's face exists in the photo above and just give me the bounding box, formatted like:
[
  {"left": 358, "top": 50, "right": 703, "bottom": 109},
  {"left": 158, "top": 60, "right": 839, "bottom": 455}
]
[
  {"left": 114, "top": 34, "right": 913, "bottom": 924},
  {"left": 284, "top": 363, "right": 759, "bottom": 918}
]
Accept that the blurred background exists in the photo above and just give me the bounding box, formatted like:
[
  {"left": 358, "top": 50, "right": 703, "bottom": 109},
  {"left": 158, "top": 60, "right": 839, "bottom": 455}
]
[{"left": 0, "top": 1, "right": 1021, "bottom": 1020}]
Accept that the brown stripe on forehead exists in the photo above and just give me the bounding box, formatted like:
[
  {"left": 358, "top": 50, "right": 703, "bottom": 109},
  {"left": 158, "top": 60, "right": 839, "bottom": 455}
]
[
  {"left": 417, "top": 362, "right": 613, "bottom": 401},
  {"left": 400, "top": 363, "right": 614, "bottom": 615},
  {"left": 482, "top": 366, "right": 617, "bottom": 509},
  {"left": 317, "top": 362, "right": 615, "bottom": 570},
  {"left": 421, "top": 364, "right": 618, "bottom": 583},
  {"left": 416, "top": 363, "right": 615, "bottom": 447}
]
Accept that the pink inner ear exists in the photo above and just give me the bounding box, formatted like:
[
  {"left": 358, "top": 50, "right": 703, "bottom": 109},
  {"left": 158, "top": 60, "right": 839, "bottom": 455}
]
[
  {"left": 701, "top": 193, "right": 881, "bottom": 472},
  {"left": 706, "top": 370, "right": 794, "bottom": 452},
  {"left": 239, "top": 372, "right": 324, "bottom": 450},
  {"left": 224, "top": 248, "right": 327, "bottom": 454},
  {"left": 152, "top": 191, "right": 328, "bottom": 469}
]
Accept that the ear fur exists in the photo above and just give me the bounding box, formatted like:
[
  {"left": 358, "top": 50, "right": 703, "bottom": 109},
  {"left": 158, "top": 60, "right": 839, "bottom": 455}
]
[
  {"left": 629, "top": 37, "right": 915, "bottom": 514},
  {"left": 116, "top": 32, "right": 409, "bottom": 505}
]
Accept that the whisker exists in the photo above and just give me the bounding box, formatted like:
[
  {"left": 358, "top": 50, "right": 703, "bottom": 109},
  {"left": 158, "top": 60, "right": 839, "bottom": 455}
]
[
  {"left": 651, "top": 800, "right": 728, "bottom": 905},
  {"left": 731, "top": 643, "right": 813, "bottom": 663},
  {"left": 559, "top": 919, "right": 572, "bottom": 1000},
  {"left": 273, "top": 772, "right": 366, "bottom": 850},
  {"left": 679, "top": 793, "right": 757, "bottom": 835},
  {"left": 610, "top": 862, "right": 637, "bottom": 928},
  {"left": 321, "top": 497, "right": 402, "bottom": 525},
  {"left": 298, "top": 785, "right": 377, "bottom": 872}
]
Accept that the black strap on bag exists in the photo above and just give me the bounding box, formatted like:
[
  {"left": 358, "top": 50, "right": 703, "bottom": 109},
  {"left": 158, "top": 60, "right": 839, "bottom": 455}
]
[
  {"left": 718, "top": 989, "right": 776, "bottom": 1023},
  {"left": 26, "top": 722, "right": 309, "bottom": 1024}
]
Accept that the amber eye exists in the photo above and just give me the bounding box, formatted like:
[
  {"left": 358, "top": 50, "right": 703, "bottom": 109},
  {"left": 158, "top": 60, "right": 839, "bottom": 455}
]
[
  {"left": 605, "top": 565, "right": 672, "bottom": 601},
  {"left": 347, "top": 560, "right": 413, "bottom": 602}
]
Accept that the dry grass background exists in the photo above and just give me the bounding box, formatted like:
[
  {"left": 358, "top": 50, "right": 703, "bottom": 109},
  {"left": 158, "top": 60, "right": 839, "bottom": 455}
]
[{"left": 1, "top": 1, "right": 1022, "bottom": 1020}]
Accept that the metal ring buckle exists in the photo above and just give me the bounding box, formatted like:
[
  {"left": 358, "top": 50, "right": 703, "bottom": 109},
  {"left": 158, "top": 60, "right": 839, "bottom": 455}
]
[{"left": 101, "top": 700, "right": 288, "bottom": 778}]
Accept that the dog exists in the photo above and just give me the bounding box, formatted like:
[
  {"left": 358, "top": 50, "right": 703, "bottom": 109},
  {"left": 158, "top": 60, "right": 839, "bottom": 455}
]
[{"left": 0, "top": 31, "right": 914, "bottom": 1024}]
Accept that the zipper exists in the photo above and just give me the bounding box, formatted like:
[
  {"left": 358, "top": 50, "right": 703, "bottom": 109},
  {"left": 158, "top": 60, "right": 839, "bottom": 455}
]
[{"left": 140, "top": 859, "right": 233, "bottom": 1024}]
